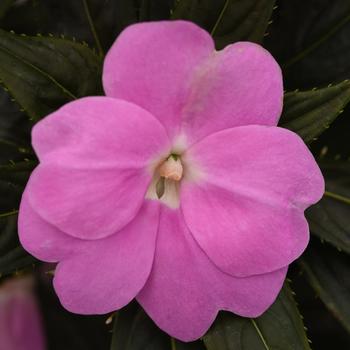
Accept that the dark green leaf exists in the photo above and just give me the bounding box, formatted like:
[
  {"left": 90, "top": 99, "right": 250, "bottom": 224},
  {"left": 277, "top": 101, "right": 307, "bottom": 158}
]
[
  {"left": 0, "top": 160, "right": 37, "bottom": 277},
  {"left": 265, "top": 1, "right": 350, "bottom": 160},
  {"left": 0, "top": 0, "right": 129, "bottom": 53},
  {"left": 265, "top": 0, "right": 350, "bottom": 88},
  {"left": 0, "top": 1, "right": 174, "bottom": 54},
  {"left": 300, "top": 241, "right": 350, "bottom": 333},
  {"left": 0, "top": 159, "right": 36, "bottom": 185},
  {"left": 111, "top": 0, "right": 139, "bottom": 37},
  {"left": 111, "top": 303, "right": 170, "bottom": 350},
  {"left": 110, "top": 303, "right": 206, "bottom": 350},
  {"left": 172, "top": 338, "right": 206, "bottom": 350},
  {"left": 0, "top": 171, "right": 26, "bottom": 213},
  {"left": 0, "top": 160, "right": 36, "bottom": 213},
  {"left": 37, "top": 273, "right": 111, "bottom": 350},
  {"left": 171, "top": 0, "right": 221, "bottom": 30},
  {"left": 172, "top": 0, "right": 276, "bottom": 48},
  {"left": 212, "top": 0, "right": 276, "bottom": 49},
  {"left": 0, "top": 214, "right": 36, "bottom": 278},
  {"left": 203, "top": 283, "right": 310, "bottom": 350},
  {"left": 139, "top": 0, "right": 173, "bottom": 21},
  {"left": 0, "top": 29, "right": 102, "bottom": 121},
  {"left": 0, "top": 0, "right": 14, "bottom": 19},
  {"left": 0, "top": 88, "right": 33, "bottom": 164},
  {"left": 173, "top": 340, "right": 206, "bottom": 350},
  {"left": 279, "top": 80, "right": 350, "bottom": 143},
  {"left": 306, "top": 161, "right": 350, "bottom": 253},
  {"left": 84, "top": 0, "right": 173, "bottom": 54}
]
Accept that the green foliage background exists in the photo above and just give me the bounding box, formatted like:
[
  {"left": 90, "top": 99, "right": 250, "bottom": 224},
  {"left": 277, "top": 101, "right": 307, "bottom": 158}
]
[{"left": 0, "top": 0, "right": 349, "bottom": 349}]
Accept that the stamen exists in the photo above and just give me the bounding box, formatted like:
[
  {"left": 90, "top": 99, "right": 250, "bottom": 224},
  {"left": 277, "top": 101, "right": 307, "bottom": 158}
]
[
  {"left": 156, "top": 177, "right": 165, "bottom": 199},
  {"left": 146, "top": 154, "right": 185, "bottom": 208},
  {"left": 158, "top": 155, "right": 183, "bottom": 181}
]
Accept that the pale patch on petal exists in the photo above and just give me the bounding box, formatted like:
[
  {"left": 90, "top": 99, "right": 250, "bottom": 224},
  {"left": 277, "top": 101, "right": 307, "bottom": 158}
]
[
  {"left": 171, "top": 133, "right": 188, "bottom": 154},
  {"left": 146, "top": 174, "right": 180, "bottom": 209}
]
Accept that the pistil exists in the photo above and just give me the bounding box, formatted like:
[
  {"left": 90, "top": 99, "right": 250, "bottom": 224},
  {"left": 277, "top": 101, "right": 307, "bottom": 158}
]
[{"left": 158, "top": 155, "right": 183, "bottom": 181}]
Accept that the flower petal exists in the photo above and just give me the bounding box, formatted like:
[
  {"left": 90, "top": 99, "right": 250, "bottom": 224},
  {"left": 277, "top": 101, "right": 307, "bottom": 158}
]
[
  {"left": 53, "top": 201, "right": 159, "bottom": 314},
  {"left": 104, "top": 21, "right": 282, "bottom": 143},
  {"left": 103, "top": 21, "right": 215, "bottom": 138},
  {"left": 32, "top": 97, "right": 170, "bottom": 167},
  {"left": 137, "top": 208, "right": 287, "bottom": 342},
  {"left": 27, "top": 96, "right": 170, "bottom": 240},
  {"left": 26, "top": 164, "right": 150, "bottom": 239},
  {"left": 18, "top": 190, "right": 81, "bottom": 262},
  {"left": 181, "top": 42, "right": 283, "bottom": 142},
  {"left": 182, "top": 126, "right": 324, "bottom": 277}
]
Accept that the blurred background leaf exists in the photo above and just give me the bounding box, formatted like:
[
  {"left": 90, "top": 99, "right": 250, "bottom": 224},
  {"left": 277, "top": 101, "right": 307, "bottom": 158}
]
[{"left": 0, "top": 0, "right": 14, "bottom": 19}]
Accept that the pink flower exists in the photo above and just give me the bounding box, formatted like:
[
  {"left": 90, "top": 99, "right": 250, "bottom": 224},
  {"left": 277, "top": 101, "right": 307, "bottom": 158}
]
[
  {"left": 0, "top": 276, "right": 46, "bottom": 350},
  {"left": 18, "top": 21, "right": 324, "bottom": 341}
]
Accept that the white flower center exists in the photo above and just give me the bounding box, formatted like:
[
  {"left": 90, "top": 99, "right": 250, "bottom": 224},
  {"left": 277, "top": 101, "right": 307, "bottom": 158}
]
[
  {"left": 146, "top": 135, "right": 203, "bottom": 208},
  {"left": 146, "top": 154, "right": 184, "bottom": 208}
]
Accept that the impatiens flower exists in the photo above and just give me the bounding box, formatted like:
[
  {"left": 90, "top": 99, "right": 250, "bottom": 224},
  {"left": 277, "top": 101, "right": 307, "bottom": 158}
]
[
  {"left": 18, "top": 21, "right": 324, "bottom": 341},
  {"left": 0, "top": 276, "right": 46, "bottom": 350}
]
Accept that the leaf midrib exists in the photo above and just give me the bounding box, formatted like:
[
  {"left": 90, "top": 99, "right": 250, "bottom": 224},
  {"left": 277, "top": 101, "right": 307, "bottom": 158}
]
[
  {"left": 250, "top": 318, "right": 270, "bottom": 350},
  {"left": 324, "top": 190, "right": 350, "bottom": 205}
]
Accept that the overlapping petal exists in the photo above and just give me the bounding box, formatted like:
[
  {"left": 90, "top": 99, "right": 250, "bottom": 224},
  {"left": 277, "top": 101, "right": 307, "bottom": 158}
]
[
  {"left": 32, "top": 97, "right": 170, "bottom": 167},
  {"left": 53, "top": 201, "right": 159, "bottom": 314},
  {"left": 28, "top": 97, "right": 169, "bottom": 239},
  {"left": 19, "top": 196, "right": 160, "bottom": 314},
  {"left": 26, "top": 165, "right": 150, "bottom": 240},
  {"left": 137, "top": 208, "right": 287, "bottom": 341},
  {"left": 18, "top": 190, "right": 80, "bottom": 262},
  {"left": 103, "top": 21, "right": 283, "bottom": 143},
  {"left": 181, "top": 125, "right": 324, "bottom": 277},
  {"left": 103, "top": 21, "right": 214, "bottom": 138},
  {"left": 181, "top": 42, "right": 283, "bottom": 143}
]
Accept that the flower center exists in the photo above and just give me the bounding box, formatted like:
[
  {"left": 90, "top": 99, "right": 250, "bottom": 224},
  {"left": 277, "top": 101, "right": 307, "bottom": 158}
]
[
  {"left": 146, "top": 154, "right": 184, "bottom": 208},
  {"left": 158, "top": 155, "right": 183, "bottom": 182},
  {"left": 155, "top": 154, "right": 183, "bottom": 201}
]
